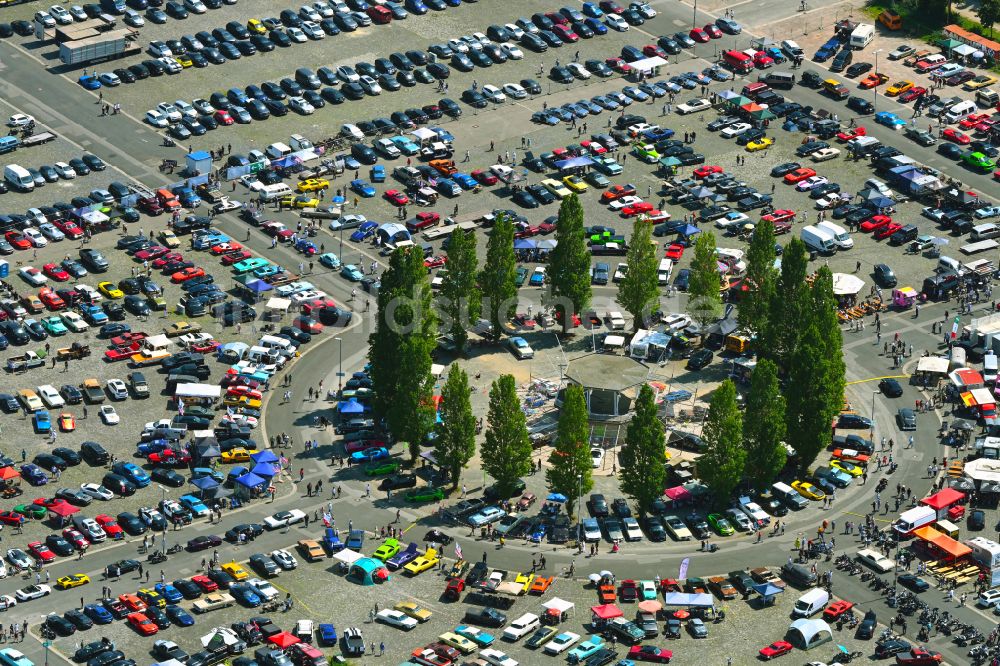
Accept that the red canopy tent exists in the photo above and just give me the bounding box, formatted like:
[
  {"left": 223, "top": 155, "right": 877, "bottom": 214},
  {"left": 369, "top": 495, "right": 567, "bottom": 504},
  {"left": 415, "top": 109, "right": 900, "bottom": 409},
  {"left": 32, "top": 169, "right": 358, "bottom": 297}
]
[
  {"left": 590, "top": 604, "right": 623, "bottom": 620},
  {"left": 920, "top": 488, "right": 967, "bottom": 520},
  {"left": 664, "top": 486, "right": 692, "bottom": 502},
  {"left": 46, "top": 503, "right": 79, "bottom": 517},
  {"left": 267, "top": 632, "right": 301, "bottom": 649}
]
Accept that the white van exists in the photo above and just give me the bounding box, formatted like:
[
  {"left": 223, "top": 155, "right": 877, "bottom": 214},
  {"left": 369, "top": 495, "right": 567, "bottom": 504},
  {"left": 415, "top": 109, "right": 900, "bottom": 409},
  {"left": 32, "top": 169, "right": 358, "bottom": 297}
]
[
  {"left": 849, "top": 24, "right": 875, "bottom": 49},
  {"left": 801, "top": 225, "right": 837, "bottom": 254},
  {"left": 976, "top": 89, "right": 999, "bottom": 108},
  {"left": 972, "top": 224, "right": 1000, "bottom": 241},
  {"left": 780, "top": 39, "right": 803, "bottom": 58},
  {"left": 246, "top": 345, "right": 281, "bottom": 367},
  {"left": 817, "top": 222, "right": 853, "bottom": 249},
  {"left": 657, "top": 258, "right": 673, "bottom": 285},
  {"left": 893, "top": 505, "right": 936, "bottom": 536},
  {"left": 258, "top": 183, "right": 293, "bottom": 202},
  {"left": 259, "top": 334, "right": 296, "bottom": 356},
  {"left": 266, "top": 142, "right": 292, "bottom": 160},
  {"left": 937, "top": 255, "right": 962, "bottom": 274},
  {"left": 985, "top": 352, "right": 998, "bottom": 384},
  {"left": 945, "top": 100, "right": 977, "bottom": 123},
  {"left": 4, "top": 164, "right": 34, "bottom": 191},
  {"left": 792, "top": 588, "right": 829, "bottom": 617},
  {"left": 502, "top": 613, "right": 540, "bottom": 641},
  {"left": 288, "top": 134, "right": 313, "bottom": 151}
]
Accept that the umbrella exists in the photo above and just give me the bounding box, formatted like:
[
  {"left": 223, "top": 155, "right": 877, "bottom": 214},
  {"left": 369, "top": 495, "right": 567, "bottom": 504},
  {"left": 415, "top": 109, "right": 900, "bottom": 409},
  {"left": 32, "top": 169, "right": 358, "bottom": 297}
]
[
  {"left": 267, "top": 632, "right": 300, "bottom": 649},
  {"left": 950, "top": 478, "right": 975, "bottom": 491},
  {"left": 672, "top": 609, "right": 690, "bottom": 619},
  {"left": 638, "top": 600, "right": 662, "bottom": 613},
  {"left": 190, "top": 476, "right": 219, "bottom": 491},
  {"left": 547, "top": 493, "right": 567, "bottom": 502},
  {"left": 588, "top": 573, "right": 602, "bottom": 585},
  {"left": 250, "top": 450, "right": 279, "bottom": 464}
]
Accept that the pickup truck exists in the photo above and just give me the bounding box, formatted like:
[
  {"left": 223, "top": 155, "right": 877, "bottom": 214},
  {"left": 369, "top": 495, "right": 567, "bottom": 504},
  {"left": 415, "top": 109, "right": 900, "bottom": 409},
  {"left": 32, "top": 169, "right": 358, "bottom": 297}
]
[
  {"left": 7, "top": 351, "right": 45, "bottom": 373},
  {"left": 19, "top": 132, "right": 57, "bottom": 148},
  {"left": 57, "top": 342, "right": 91, "bottom": 360},
  {"left": 81, "top": 378, "right": 106, "bottom": 404},
  {"left": 192, "top": 592, "right": 235, "bottom": 614},
  {"left": 707, "top": 576, "right": 738, "bottom": 600}
]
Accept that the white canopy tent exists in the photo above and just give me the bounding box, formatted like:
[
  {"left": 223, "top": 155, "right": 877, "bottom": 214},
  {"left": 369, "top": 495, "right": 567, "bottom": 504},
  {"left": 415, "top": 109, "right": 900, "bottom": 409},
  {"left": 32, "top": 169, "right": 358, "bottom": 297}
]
[
  {"left": 831, "top": 273, "right": 865, "bottom": 296},
  {"left": 333, "top": 549, "right": 364, "bottom": 565},
  {"left": 176, "top": 383, "right": 222, "bottom": 399},
  {"left": 788, "top": 618, "right": 833, "bottom": 651},
  {"left": 916, "top": 356, "right": 950, "bottom": 374},
  {"left": 542, "top": 598, "right": 575, "bottom": 617},
  {"left": 265, "top": 297, "right": 291, "bottom": 313}
]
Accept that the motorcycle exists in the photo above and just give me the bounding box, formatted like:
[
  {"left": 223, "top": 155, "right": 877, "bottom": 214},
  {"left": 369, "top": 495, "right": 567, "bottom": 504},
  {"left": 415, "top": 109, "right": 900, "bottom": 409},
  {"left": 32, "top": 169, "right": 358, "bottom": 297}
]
[
  {"left": 166, "top": 544, "right": 183, "bottom": 554},
  {"left": 149, "top": 551, "right": 167, "bottom": 564}
]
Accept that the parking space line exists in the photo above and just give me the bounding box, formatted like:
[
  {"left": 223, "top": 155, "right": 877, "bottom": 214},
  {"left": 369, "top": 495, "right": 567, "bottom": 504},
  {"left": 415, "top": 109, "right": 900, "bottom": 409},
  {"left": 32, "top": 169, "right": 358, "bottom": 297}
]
[
  {"left": 847, "top": 374, "right": 910, "bottom": 385},
  {"left": 269, "top": 579, "right": 315, "bottom": 615}
]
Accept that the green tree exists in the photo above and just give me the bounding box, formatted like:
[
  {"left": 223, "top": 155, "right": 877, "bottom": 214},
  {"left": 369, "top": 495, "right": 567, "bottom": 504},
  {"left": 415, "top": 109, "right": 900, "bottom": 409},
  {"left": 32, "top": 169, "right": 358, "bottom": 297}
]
[
  {"left": 481, "top": 375, "right": 533, "bottom": 497},
  {"left": 435, "top": 366, "right": 477, "bottom": 490},
  {"left": 981, "top": 0, "right": 1000, "bottom": 35},
  {"left": 438, "top": 224, "right": 481, "bottom": 352},
  {"left": 738, "top": 219, "right": 777, "bottom": 334},
  {"left": 760, "top": 237, "right": 809, "bottom": 371},
  {"left": 368, "top": 246, "right": 437, "bottom": 461},
  {"left": 742, "top": 359, "right": 786, "bottom": 489},
  {"left": 617, "top": 216, "right": 660, "bottom": 331},
  {"left": 546, "top": 384, "right": 593, "bottom": 516},
  {"left": 699, "top": 380, "right": 746, "bottom": 506},
  {"left": 687, "top": 231, "right": 723, "bottom": 327},
  {"left": 546, "top": 194, "right": 592, "bottom": 332},
  {"left": 618, "top": 384, "right": 666, "bottom": 514},
  {"left": 480, "top": 213, "right": 518, "bottom": 337}
]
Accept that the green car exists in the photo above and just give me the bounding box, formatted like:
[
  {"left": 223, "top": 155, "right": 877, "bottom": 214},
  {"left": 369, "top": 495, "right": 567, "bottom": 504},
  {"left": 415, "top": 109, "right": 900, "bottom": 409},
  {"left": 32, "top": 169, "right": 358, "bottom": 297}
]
[
  {"left": 963, "top": 151, "right": 997, "bottom": 171},
  {"left": 41, "top": 316, "right": 68, "bottom": 336},
  {"left": 585, "top": 171, "right": 610, "bottom": 188},
  {"left": 406, "top": 487, "right": 446, "bottom": 503},
  {"left": 707, "top": 513, "right": 734, "bottom": 536},
  {"left": 373, "top": 538, "right": 401, "bottom": 561},
  {"left": 233, "top": 257, "right": 270, "bottom": 274},
  {"left": 365, "top": 460, "right": 400, "bottom": 477},
  {"left": 14, "top": 504, "right": 47, "bottom": 520},
  {"left": 515, "top": 266, "right": 528, "bottom": 287}
]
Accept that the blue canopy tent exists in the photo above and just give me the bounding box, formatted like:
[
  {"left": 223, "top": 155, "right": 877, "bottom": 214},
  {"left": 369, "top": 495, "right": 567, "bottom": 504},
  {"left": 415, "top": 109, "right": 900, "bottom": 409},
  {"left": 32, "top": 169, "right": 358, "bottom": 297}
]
[
  {"left": 189, "top": 475, "right": 219, "bottom": 498},
  {"left": 678, "top": 224, "right": 701, "bottom": 238},
  {"left": 554, "top": 156, "right": 594, "bottom": 173},
  {"left": 514, "top": 239, "right": 537, "bottom": 249},
  {"left": 234, "top": 472, "right": 268, "bottom": 500},
  {"left": 752, "top": 582, "right": 784, "bottom": 606},
  {"left": 250, "top": 450, "right": 279, "bottom": 464},
  {"left": 338, "top": 398, "right": 367, "bottom": 414},
  {"left": 251, "top": 462, "right": 278, "bottom": 478}
]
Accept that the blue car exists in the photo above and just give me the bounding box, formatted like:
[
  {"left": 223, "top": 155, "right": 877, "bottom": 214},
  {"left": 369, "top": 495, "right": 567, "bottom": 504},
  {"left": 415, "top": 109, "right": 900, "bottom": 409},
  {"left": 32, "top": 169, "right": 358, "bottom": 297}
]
[
  {"left": 766, "top": 46, "right": 786, "bottom": 63},
  {"left": 230, "top": 584, "right": 261, "bottom": 607},
  {"left": 582, "top": 2, "right": 603, "bottom": 17},
  {"left": 349, "top": 447, "right": 389, "bottom": 463},
  {"left": 436, "top": 178, "right": 461, "bottom": 197},
  {"left": 319, "top": 253, "right": 341, "bottom": 269},
  {"left": 137, "top": 440, "right": 170, "bottom": 456},
  {"left": 33, "top": 410, "right": 51, "bottom": 434},
  {"left": 252, "top": 264, "right": 283, "bottom": 279},
  {"left": 179, "top": 494, "right": 209, "bottom": 516},
  {"left": 642, "top": 127, "right": 675, "bottom": 142},
  {"left": 349, "top": 221, "right": 378, "bottom": 242},
  {"left": 370, "top": 165, "right": 386, "bottom": 182},
  {"left": 350, "top": 179, "right": 376, "bottom": 197},
  {"left": 585, "top": 17, "right": 607, "bottom": 34},
  {"left": 318, "top": 623, "right": 338, "bottom": 646},
  {"left": 155, "top": 583, "right": 183, "bottom": 604},
  {"left": 78, "top": 75, "right": 101, "bottom": 90},
  {"left": 117, "top": 462, "right": 150, "bottom": 488},
  {"left": 875, "top": 111, "right": 906, "bottom": 129},
  {"left": 532, "top": 111, "right": 561, "bottom": 125},
  {"left": 452, "top": 172, "right": 477, "bottom": 190},
  {"left": 340, "top": 264, "right": 364, "bottom": 281},
  {"left": 165, "top": 605, "right": 195, "bottom": 627},
  {"left": 529, "top": 522, "right": 547, "bottom": 543},
  {"left": 294, "top": 238, "right": 318, "bottom": 255},
  {"left": 84, "top": 604, "right": 114, "bottom": 624}
]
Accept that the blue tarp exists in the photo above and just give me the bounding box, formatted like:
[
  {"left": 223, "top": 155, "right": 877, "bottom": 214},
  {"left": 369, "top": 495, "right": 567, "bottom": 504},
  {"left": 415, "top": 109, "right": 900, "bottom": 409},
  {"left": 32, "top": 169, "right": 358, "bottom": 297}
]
[
  {"left": 190, "top": 476, "right": 219, "bottom": 490},
  {"left": 250, "top": 450, "right": 279, "bottom": 464},
  {"left": 235, "top": 472, "right": 267, "bottom": 488}
]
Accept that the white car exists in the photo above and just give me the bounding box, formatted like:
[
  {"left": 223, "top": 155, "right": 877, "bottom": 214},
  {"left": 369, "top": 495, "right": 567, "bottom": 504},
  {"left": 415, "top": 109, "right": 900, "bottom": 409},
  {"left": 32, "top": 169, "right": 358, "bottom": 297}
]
[
  {"left": 631, "top": 1, "right": 656, "bottom": 17},
  {"left": 677, "top": 98, "right": 712, "bottom": 114},
  {"left": 106, "top": 379, "right": 128, "bottom": 401},
  {"left": 608, "top": 195, "right": 643, "bottom": 211},
  {"left": 978, "top": 589, "right": 1000, "bottom": 608},
  {"left": 192, "top": 98, "right": 215, "bottom": 115},
  {"left": 377, "top": 609, "right": 418, "bottom": 631},
  {"left": 503, "top": 23, "right": 524, "bottom": 39},
  {"left": 500, "top": 43, "right": 524, "bottom": 59},
  {"left": 50, "top": 5, "right": 74, "bottom": 23},
  {"left": 34, "top": 11, "right": 56, "bottom": 28},
  {"left": 173, "top": 100, "right": 197, "bottom": 119},
  {"left": 60, "top": 312, "right": 88, "bottom": 332},
  {"left": 81, "top": 483, "right": 114, "bottom": 500},
  {"left": 662, "top": 313, "right": 692, "bottom": 332},
  {"left": 481, "top": 85, "right": 506, "bottom": 103},
  {"left": 99, "top": 405, "right": 119, "bottom": 425},
  {"left": 145, "top": 110, "right": 170, "bottom": 128},
  {"left": 796, "top": 175, "right": 829, "bottom": 191},
  {"left": 271, "top": 549, "right": 298, "bottom": 570},
  {"left": 358, "top": 76, "right": 382, "bottom": 95},
  {"left": 566, "top": 62, "right": 591, "bottom": 79},
  {"left": 37, "top": 385, "right": 64, "bottom": 408},
  {"left": 139, "top": 507, "right": 165, "bottom": 528},
  {"left": 447, "top": 38, "right": 469, "bottom": 53},
  {"left": 590, "top": 448, "right": 604, "bottom": 468},
  {"left": 503, "top": 613, "right": 540, "bottom": 641},
  {"left": 123, "top": 9, "right": 144, "bottom": 26},
  {"left": 811, "top": 147, "right": 841, "bottom": 162},
  {"left": 313, "top": 1, "right": 334, "bottom": 17},
  {"left": 221, "top": 414, "right": 258, "bottom": 429},
  {"left": 301, "top": 21, "right": 325, "bottom": 39},
  {"left": 502, "top": 83, "right": 527, "bottom": 99},
  {"left": 98, "top": 72, "right": 122, "bottom": 86},
  {"left": 289, "top": 97, "right": 315, "bottom": 115},
  {"left": 158, "top": 57, "right": 182, "bottom": 74},
  {"left": 341, "top": 124, "right": 365, "bottom": 141},
  {"left": 37, "top": 222, "right": 62, "bottom": 239},
  {"left": 14, "top": 585, "right": 51, "bottom": 602},
  {"left": 74, "top": 284, "right": 101, "bottom": 302},
  {"left": 614, "top": 263, "right": 628, "bottom": 282},
  {"left": 184, "top": 0, "right": 207, "bottom": 13},
  {"left": 856, "top": 548, "right": 895, "bottom": 573},
  {"left": 149, "top": 41, "right": 172, "bottom": 58},
  {"left": 287, "top": 27, "right": 308, "bottom": 42},
  {"left": 249, "top": 578, "right": 279, "bottom": 601},
  {"left": 622, "top": 517, "right": 643, "bottom": 541},
  {"left": 508, "top": 336, "right": 533, "bottom": 359},
  {"left": 155, "top": 102, "right": 182, "bottom": 122},
  {"left": 0, "top": 596, "right": 15, "bottom": 609},
  {"left": 480, "top": 648, "right": 518, "bottom": 666},
  {"left": 18, "top": 267, "right": 47, "bottom": 286},
  {"left": 264, "top": 509, "right": 306, "bottom": 529},
  {"left": 663, "top": 515, "right": 693, "bottom": 541},
  {"left": 606, "top": 311, "right": 626, "bottom": 330},
  {"left": 544, "top": 632, "right": 581, "bottom": 655},
  {"left": 725, "top": 508, "right": 754, "bottom": 531},
  {"left": 6, "top": 114, "right": 34, "bottom": 128},
  {"left": 23, "top": 228, "right": 47, "bottom": 247},
  {"left": 53, "top": 162, "right": 76, "bottom": 179},
  {"left": 720, "top": 122, "right": 752, "bottom": 138},
  {"left": 714, "top": 211, "right": 750, "bottom": 229},
  {"left": 606, "top": 14, "right": 629, "bottom": 31},
  {"left": 7, "top": 549, "right": 32, "bottom": 570}
]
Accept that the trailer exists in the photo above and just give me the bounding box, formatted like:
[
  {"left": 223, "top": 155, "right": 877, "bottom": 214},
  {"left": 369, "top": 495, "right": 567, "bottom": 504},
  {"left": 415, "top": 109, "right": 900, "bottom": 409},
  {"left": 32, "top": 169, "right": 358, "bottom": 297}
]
[
  {"left": 19, "top": 132, "right": 57, "bottom": 148},
  {"left": 58, "top": 29, "right": 139, "bottom": 66},
  {"left": 961, "top": 240, "right": 999, "bottom": 255}
]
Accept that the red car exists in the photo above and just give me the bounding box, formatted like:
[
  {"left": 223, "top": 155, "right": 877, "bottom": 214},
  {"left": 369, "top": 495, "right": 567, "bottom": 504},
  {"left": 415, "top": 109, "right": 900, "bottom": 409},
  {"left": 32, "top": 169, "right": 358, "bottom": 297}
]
[
  {"left": 39, "top": 288, "right": 66, "bottom": 310},
  {"left": 344, "top": 439, "right": 388, "bottom": 454},
  {"left": 27, "top": 541, "right": 56, "bottom": 563},
  {"left": 214, "top": 109, "right": 234, "bottom": 125},
  {"left": 471, "top": 169, "right": 497, "bottom": 185},
  {"left": 621, "top": 202, "right": 654, "bottom": 217},
  {"left": 172, "top": 267, "right": 206, "bottom": 283},
  {"left": 759, "top": 641, "right": 793, "bottom": 660},
  {"left": 605, "top": 57, "right": 631, "bottom": 74},
  {"left": 836, "top": 126, "right": 866, "bottom": 142},
  {"left": 53, "top": 219, "right": 84, "bottom": 239},
  {"left": 210, "top": 242, "right": 243, "bottom": 255},
  {"left": 895, "top": 648, "right": 942, "bottom": 665},
  {"left": 152, "top": 252, "right": 184, "bottom": 268},
  {"left": 128, "top": 612, "right": 158, "bottom": 636},
  {"left": 689, "top": 27, "right": 709, "bottom": 43},
  {"left": 538, "top": 220, "right": 557, "bottom": 234},
  {"left": 62, "top": 527, "right": 89, "bottom": 549},
  {"left": 5, "top": 231, "right": 31, "bottom": 250},
  {"left": 694, "top": 165, "right": 723, "bottom": 178},
  {"left": 580, "top": 140, "right": 607, "bottom": 155},
  {"left": 628, "top": 645, "right": 673, "bottom": 663},
  {"left": 104, "top": 345, "right": 137, "bottom": 362},
  {"left": 553, "top": 24, "right": 578, "bottom": 42},
  {"left": 762, "top": 209, "right": 795, "bottom": 224},
  {"left": 619, "top": 579, "right": 638, "bottom": 601},
  {"left": 754, "top": 51, "right": 774, "bottom": 68},
  {"left": 148, "top": 449, "right": 192, "bottom": 466},
  {"left": 823, "top": 599, "right": 854, "bottom": 620},
  {"left": 545, "top": 10, "right": 568, "bottom": 25},
  {"left": 111, "top": 331, "right": 147, "bottom": 346},
  {"left": 601, "top": 183, "right": 637, "bottom": 202},
  {"left": 642, "top": 44, "right": 667, "bottom": 58},
  {"left": 898, "top": 86, "right": 927, "bottom": 103},
  {"left": 301, "top": 297, "right": 336, "bottom": 316},
  {"left": 665, "top": 244, "right": 684, "bottom": 260},
  {"left": 134, "top": 246, "right": 169, "bottom": 261},
  {"left": 704, "top": 23, "right": 722, "bottom": 38},
  {"left": 138, "top": 197, "right": 164, "bottom": 216},
  {"left": 783, "top": 167, "right": 816, "bottom": 183},
  {"left": 407, "top": 211, "right": 440, "bottom": 231},
  {"left": 860, "top": 214, "right": 892, "bottom": 232},
  {"left": 959, "top": 113, "right": 990, "bottom": 130},
  {"left": 599, "top": 1, "right": 624, "bottom": 13},
  {"left": 0, "top": 511, "right": 25, "bottom": 526},
  {"left": 221, "top": 250, "right": 252, "bottom": 265},
  {"left": 42, "top": 263, "right": 71, "bottom": 281},
  {"left": 95, "top": 515, "right": 124, "bottom": 539},
  {"left": 385, "top": 189, "right": 409, "bottom": 206},
  {"left": 424, "top": 256, "right": 447, "bottom": 270},
  {"left": 33, "top": 497, "right": 70, "bottom": 510},
  {"left": 515, "top": 224, "right": 541, "bottom": 238},
  {"left": 294, "top": 316, "right": 322, "bottom": 334},
  {"left": 190, "top": 575, "right": 218, "bottom": 592},
  {"left": 942, "top": 128, "right": 971, "bottom": 144}
]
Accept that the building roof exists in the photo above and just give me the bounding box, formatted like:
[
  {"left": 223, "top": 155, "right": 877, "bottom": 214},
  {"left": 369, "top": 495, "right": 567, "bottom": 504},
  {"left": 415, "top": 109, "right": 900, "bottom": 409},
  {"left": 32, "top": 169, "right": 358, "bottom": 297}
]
[{"left": 565, "top": 353, "right": 648, "bottom": 391}]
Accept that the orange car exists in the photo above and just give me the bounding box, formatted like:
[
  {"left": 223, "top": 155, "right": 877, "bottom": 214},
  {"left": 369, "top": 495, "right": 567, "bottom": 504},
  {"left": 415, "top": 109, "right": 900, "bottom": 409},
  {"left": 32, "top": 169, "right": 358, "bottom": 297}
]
[
  {"left": 171, "top": 267, "right": 206, "bottom": 283},
  {"left": 118, "top": 593, "right": 147, "bottom": 612},
  {"left": 831, "top": 449, "right": 870, "bottom": 464},
  {"left": 598, "top": 583, "right": 616, "bottom": 603},
  {"left": 127, "top": 612, "right": 158, "bottom": 636},
  {"left": 530, "top": 576, "right": 553, "bottom": 595},
  {"left": 823, "top": 599, "right": 855, "bottom": 620},
  {"left": 859, "top": 73, "right": 888, "bottom": 89}
]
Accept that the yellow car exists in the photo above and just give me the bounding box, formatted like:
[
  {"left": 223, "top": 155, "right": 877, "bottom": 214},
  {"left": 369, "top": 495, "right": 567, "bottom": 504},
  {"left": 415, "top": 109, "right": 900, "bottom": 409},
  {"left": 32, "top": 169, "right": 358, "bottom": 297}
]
[
  {"left": 395, "top": 601, "right": 433, "bottom": 622},
  {"left": 56, "top": 574, "right": 90, "bottom": 589},
  {"left": 97, "top": 281, "right": 123, "bottom": 299},
  {"left": 221, "top": 447, "right": 259, "bottom": 463},
  {"left": 830, "top": 459, "right": 863, "bottom": 477},
  {"left": 221, "top": 562, "right": 249, "bottom": 580},
  {"left": 562, "top": 175, "right": 588, "bottom": 193},
  {"left": 224, "top": 394, "right": 262, "bottom": 409},
  {"left": 175, "top": 55, "right": 193, "bottom": 68},
  {"left": 885, "top": 80, "right": 913, "bottom": 96},
  {"left": 246, "top": 18, "right": 266, "bottom": 34},
  {"left": 514, "top": 571, "right": 535, "bottom": 593},
  {"left": 965, "top": 74, "right": 998, "bottom": 90},
  {"left": 791, "top": 480, "right": 826, "bottom": 501},
  {"left": 540, "top": 178, "right": 571, "bottom": 199},
  {"left": 159, "top": 230, "right": 180, "bottom": 248},
  {"left": 137, "top": 588, "right": 166, "bottom": 608},
  {"left": 279, "top": 195, "right": 319, "bottom": 209},
  {"left": 298, "top": 178, "right": 329, "bottom": 193},
  {"left": 297, "top": 539, "right": 325, "bottom": 561},
  {"left": 404, "top": 547, "right": 439, "bottom": 575},
  {"left": 746, "top": 137, "right": 774, "bottom": 152},
  {"left": 438, "top": 633, "right": 477, "bottom": 654}
]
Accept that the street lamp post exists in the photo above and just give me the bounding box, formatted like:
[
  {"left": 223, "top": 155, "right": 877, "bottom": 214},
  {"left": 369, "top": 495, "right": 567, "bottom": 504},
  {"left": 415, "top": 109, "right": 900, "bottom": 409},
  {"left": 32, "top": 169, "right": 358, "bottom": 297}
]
[
  {"left": 158, "top": 485, "right": 168, "bottom": 553},
  {"left": 335, "top": 336, "right": 344, "bottom": 391},
  {"left": 576, "top": 474, "right": 583, "bottom": 543},
  {"left": 871, "top": 390, "right": 880, "bottom": 443},
  {"left": 873, "top": 49, "right": 883, "bottom": 114}
]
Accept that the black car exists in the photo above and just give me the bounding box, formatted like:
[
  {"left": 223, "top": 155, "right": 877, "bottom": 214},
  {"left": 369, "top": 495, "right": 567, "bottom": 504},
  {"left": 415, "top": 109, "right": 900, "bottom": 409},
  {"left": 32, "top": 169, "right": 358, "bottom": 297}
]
[
  {"left": 249, "top": 552, "right": 280, "bottom": 576},
  {"left": 845, "top": 61, "right": 873, "bottom": 78},
  {"left": 856, "top": 609, "right": 877, "bottom": 640},
  {"left": 878, "top": 378, "right": 903, "bottom": 397},
  {"left": 187, "top": 534, "right": 223, "bottom": 551},
  {"left": 643, "top": 517, "right": 666, "bottom": 542},
  {"left": 463, "top": 607, "right": 506, "bottom": 628},
  {"left": 45, "top": 534, "right": 75, "bottom": 556},
  {"left": 81, "top": 441, "right": 110, "bottom": 465},
  {"left": 379, "top": 474, "right": 417, "bottom": 491},
  {"left": 206, "top": 569, "right": 236, "bottom": 589},
  {"left": 686, "top": 349, "right": 713, "bottom": 370},
  {"left": 588, "top": 493, "right": 609, "bottom": 517},
  {"left": 151, "top": 468, "right": 185, "bottom": 487},
  {"left": 116, "top": 512, "right": 146, "bottom": 535},
  {"left": 174, "top": 578, "right": 202, "bottom": 599},
  {"left": 225, "top": 523, "right": 264, "bottom": 542},
  {"left": 34, "top": 453, "right": 67, "bottom": 471},
  {"left": 897, "top": 574, "right": 930, "bottom": 592},
  {"left": 846, "top": 96, "right": 874, "bottom": 114},
  {"left": 874, "top": 639, "right": 911, "bottom": 658},
  {"left": 969, "top": 509, "right": 986, "bottom": 530},
  {"left": 770, "top": 162, "right": 801, "bottom": 177}
]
